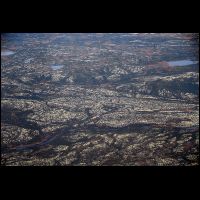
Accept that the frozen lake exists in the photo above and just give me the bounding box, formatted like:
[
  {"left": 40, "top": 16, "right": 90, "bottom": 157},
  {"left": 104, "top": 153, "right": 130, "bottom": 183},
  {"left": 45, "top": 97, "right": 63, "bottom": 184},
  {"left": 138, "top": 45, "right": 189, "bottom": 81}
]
[
  {"left": 50, "top": 65, "right": 64, "bottom": 70},
  {"left": 1, "top": 50, "right": 15, "bottom": 56},
  {"left": 167, "top": 60, "right": 198, "bottom": 67}
]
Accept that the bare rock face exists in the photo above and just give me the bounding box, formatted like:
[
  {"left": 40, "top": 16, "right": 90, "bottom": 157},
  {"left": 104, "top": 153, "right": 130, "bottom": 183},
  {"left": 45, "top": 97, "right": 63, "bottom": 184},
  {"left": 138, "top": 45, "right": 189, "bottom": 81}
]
[{"left": 1, "top": 33, "right": 199, "bottom": 166}]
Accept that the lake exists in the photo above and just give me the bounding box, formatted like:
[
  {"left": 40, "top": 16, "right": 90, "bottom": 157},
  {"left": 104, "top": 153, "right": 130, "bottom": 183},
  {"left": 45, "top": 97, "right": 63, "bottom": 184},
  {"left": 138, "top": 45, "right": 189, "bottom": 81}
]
[
  {"left": 167, "top": 60, "right": 199, "bottom": 67},
  {"left": 1, "top": 50, "right": 15, "bottom": 56},
  {"left": 50, "top": 65, "right": 64, "bottom": 70}
]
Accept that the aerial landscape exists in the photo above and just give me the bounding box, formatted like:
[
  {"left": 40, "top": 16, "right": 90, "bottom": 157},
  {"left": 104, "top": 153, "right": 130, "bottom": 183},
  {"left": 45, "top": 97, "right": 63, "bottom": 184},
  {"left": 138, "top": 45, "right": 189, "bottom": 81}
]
[{"left": 1, "top": 33, "right": 199, "bottom": 166}]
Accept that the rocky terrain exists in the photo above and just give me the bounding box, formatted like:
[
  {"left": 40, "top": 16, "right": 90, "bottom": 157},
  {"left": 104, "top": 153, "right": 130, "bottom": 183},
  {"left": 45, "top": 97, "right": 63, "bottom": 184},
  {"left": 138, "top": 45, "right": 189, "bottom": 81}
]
[{"left": 1, "top": 33, "right": 199, "bottom": 166}]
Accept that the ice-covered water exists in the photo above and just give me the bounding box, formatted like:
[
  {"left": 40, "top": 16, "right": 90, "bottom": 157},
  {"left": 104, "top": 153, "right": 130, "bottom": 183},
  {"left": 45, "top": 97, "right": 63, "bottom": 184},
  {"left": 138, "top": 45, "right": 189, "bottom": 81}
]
[
  {"left": 50, "top": 65, "right": 64, "bottom": 70},
  {"left": 167, "top": 60, "right": 198, "bottom": 67},
  {"left": 1, "top": 50, "right": 15, "bottom": 56}
]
